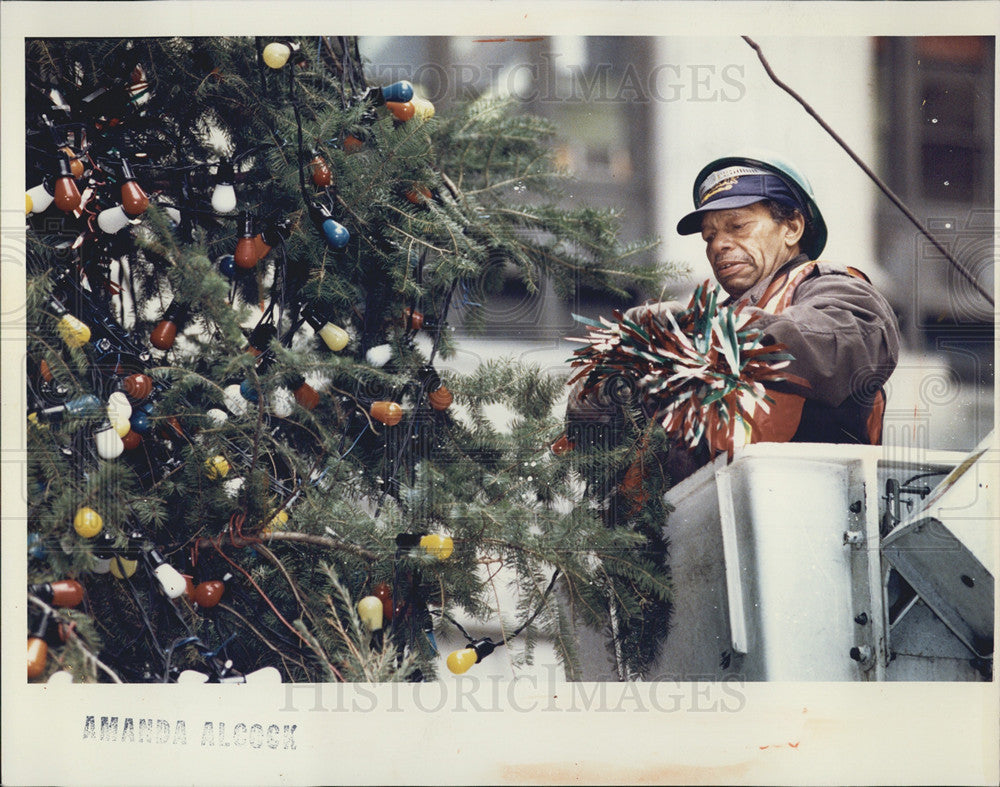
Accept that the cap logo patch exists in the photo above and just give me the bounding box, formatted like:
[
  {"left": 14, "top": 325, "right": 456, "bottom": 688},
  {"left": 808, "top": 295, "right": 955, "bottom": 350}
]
[{"left": 699, "top": 176, "right": 739, "bottom": 205}]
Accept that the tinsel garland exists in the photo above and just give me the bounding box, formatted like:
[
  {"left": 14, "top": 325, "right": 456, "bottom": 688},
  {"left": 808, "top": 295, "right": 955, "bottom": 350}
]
[{"left": 568, "top": 281, "right": 805, "bottom": 456}]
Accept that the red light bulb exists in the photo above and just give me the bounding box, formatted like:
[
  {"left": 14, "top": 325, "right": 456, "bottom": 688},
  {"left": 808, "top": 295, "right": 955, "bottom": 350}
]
[
  {"left": 310, "top": 154, "right": 332, "bottom": 187},
  {"left": 151, "top": 302, "right": 187, "bottom": 350},
  {"left": 29, "top": 580, "right": 85, "bottom": 607},
  {"left": 292, "top": 378, "right": 320, "bottom": 410},
  {"left": 53, "top": 158, "right": 81, "bottom": 212},
  {"left": 120, "top": 159, "right": 149, "bottom": 215},
  {"left": 234, "top": 213, "right": 259, "bottom": 269},
  {"left": 386, "top": 101, "right": 415, "bottom": 122},
  {"left": 374, "top": 582, "right": 394, "bottom": 621},
  {"left": 370, "top": 401, "right": 403, "bottom": 426},
  {"left": 193, "top": 580, "right": 225, "bottom": 608},
  {"left": 123, "top": 373, "right": 153, "bottom": 402}
]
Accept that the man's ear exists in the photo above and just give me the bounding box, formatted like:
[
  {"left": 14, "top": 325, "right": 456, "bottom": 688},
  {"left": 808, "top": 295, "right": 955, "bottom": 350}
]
[{"left": 784, "top": 212, "right": 806, "bottom": 248}]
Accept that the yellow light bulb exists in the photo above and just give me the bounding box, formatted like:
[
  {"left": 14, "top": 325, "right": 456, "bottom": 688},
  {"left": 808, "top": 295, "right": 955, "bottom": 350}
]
[
  {"left": 357, "top": 596, "right": 384, "bottom": 632},
  {"left": 446, "top": 648, "right": 477, "bottom": 674},
  {"left": 317, "top": 322, "right": 349, "bottom": 352},
  {"left": 26, "top": 193, "right": 33, "bottom": 214},
  {"left": 263, "top": 42, "right": 291, "bottom": 69},
  {"left": 411, "top": 96, "right": 436, "bottom": 120},
  {"left": 204, "top": 455, "right": 230, "bottom": 480},
  {"left": 110, "top": 556, "right": 138, "bottom": 579},
  {"left": 420, "top": 533, "right": 454, "bottom": 560},
  {"left": 73, "top": 507, "right": 103, "bottom": 538},
  {"left": 263, "top": 509, "right": 289, "bottom": 535},
  {"left": 57, "top": 314, "right": 91, "bottom": 348}
]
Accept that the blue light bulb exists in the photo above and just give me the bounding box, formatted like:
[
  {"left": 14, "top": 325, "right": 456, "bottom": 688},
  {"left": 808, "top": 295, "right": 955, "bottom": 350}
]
[
  {"left": 65, "top": 394, "right": 102, "bottom": 418},
  {"left": 129, "top": 410, "right": 151, "bottom": 434},
  {"left": 382, "top": 80, "right": 414, "bottom": 103},
  {"left": 322, "top": 219, "right": 350, "bottom": 250},
  {"left": 239, "top": 379, "right": 259, "bottom": 403},
  {"left": 218, "top": 253, "right": 236, "bottom": 278}
]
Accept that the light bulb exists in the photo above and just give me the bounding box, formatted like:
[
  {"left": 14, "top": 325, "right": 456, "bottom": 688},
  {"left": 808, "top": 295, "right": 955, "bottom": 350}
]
[
  {"left": 263, "top": 509, "right": 289, "bottom": 534},
  {"left": 211, "top": 159, "right": 237, "bottom": 214},
  {"left": 94, "top": 422, "right": 125, "bottom": 459},
  {"left": 107, "top": 391, "right": 133, "bottom": 426},
  {"left": 419, "top": 533, "right": 454, "bottom": 560},
  {"left": 550, "top": 434, "right": 575, "bottom": 455},
  {"left": 262, "top": 42, "right": 291, "bottom": 69},
  {"left": 291, "top": 378, "right": 320, "bottom": 410},
  {"left": 446, "top": 648, "right": 477, "bottom": 675},
  {"left": 194, "top": 579, "right": 225, "bottom": 607},
  {"left": 309, "top": 202, "right": 350, "bottom": 249},
  {"left": 223, "top": 384, "right": 247, "bottom": 416},
  {"left": 446, "top": 639, "right": 495, "bottom": 674},
  {"left": 37, "top": 393, "right": 101, "bottom": 421},
  {"left": 27, "top": 179, "right": 55, "bottom": 213},
  {"left": 253, "top": 218, "right": 291, "bottom": 261},
  {"left": 91, "top": 532, "right": 116, "bottom": 573},
  {"left": 123, "top": 373, "right": 153, "bottom": 402},
  {"left": 109, "top": 555, "right": 138, "bottom": 579},
  {"left": 310, "top": 154, "right": 332, "bottom": 188},
  {"left": 149, "top": 549, "right": 187, "bottom": 598},
  {"left": 322, "top": 218, "right": 349, "bottom": 249},
  {"left": 61, "top": 147, "right": 84, "bottom": 178},
  {"left": 97, "top": 204, "right": 133, "bottom": 234},
  {"left": 317, "top": 322, "right": 350, "bottom": 352},
  {"left": 381, "top": 80, "right": 414, "bottom": 103},
  {"left": 427, "top": 385, "right": 453, "bottom": 411},
  {"left": 218, "top": 254, "right": 236, "bottom": 279},
  {"left": 205, "top": 455, "right": 230, "bottom": 480},
  {"left": 411, "top": 96, "right": 436, "bottom": 120},
  {"left": 129, "top": 410, "right": 151, "bottom": 434},
  {"left": 385, "top": 101, "right": 416, "bottom": 122},
  {"left": 270, "top": 387, "right": 294, "bottom": 417},
  {"left": 151, "top": 301, "right": 188, "bottom": 350},
  {"left": 357, "top": 596, "right": 384, "bottom": 632},
  {"left": 206, "top": 407, "right": 228, "bottom": 426},
  {"left": 48, "top": 670, "right": 74, "bottom": 685},
  {"left": 235, "top": 213, "right": 258, "bottom": 268},
  {"left": 119, "top": 158, "right": 149, "bottom": 215},
  {"left": 244, "top": 666, "right": 282, "bottom": 684},
  {"left": 26, "top": 193, "right": 33, "bottom": 214},
  {"left": 365, "top": 344, "right": 392, "bottom": 368},
  {"left": 370, "top": 401, "right": 403, "bottom": 427},
  {"left": 27, "top": 636, "right": 49, "bottom": 680},
  {"left": 54, "top": 158, "right": 81, "bottom": 212},
  {"left": 177, "top": 670, "right": 209, "bottom": 684},
  {"left": 30, "top": 579, "right": 85, "bottom": 607},
  {"left": 239, "top": 379, "right": 259, "bottom": 403},
  {"left": 122, "top": 430, "right": 142, "bottom": 451},
  {"left": 73, "top": 507, "right": 103, "bottom": 538},
  {"left": 58, "top": 314, "right": 91, "bottom": 347},
  {"left": 223, "top": 477, "right": 244, "bottom": 498},
  {"left": 374, "top": 582, "right": 394, "bottom": 621}
]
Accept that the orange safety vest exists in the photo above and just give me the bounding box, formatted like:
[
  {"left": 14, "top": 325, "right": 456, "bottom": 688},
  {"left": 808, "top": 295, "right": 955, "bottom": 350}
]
[{"left": 740, "top": 260, "right": 885, "bottom": 447}]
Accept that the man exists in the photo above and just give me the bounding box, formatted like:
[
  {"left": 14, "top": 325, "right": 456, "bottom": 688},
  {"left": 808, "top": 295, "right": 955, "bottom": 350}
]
[{"left": 566, "top": 153, "right": 900, "bottom": 482}]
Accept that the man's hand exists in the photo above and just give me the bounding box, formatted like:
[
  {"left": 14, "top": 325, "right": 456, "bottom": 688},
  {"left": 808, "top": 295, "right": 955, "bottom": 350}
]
[{"left": 623, "top": 299, "right": 685, "bottom": 325}]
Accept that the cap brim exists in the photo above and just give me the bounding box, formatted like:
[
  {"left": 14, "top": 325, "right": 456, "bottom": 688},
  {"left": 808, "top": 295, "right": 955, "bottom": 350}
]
[{"left": 676, "top": 195, "right": 769, "bottom": 236}]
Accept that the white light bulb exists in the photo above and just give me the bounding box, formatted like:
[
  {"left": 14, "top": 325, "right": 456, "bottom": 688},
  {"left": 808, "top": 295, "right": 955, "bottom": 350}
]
[
  {"left": 27, "top": 182, "right": 55, "bottom": 213},
  {"left": 153, "top": 562, "right": 188, "bottom": 599},
  {"left": 223, "top": 477, "right": 245, "bottom": 499},
  {"left": 223, "top": 384, "right": 247, "bottom": 416},
  {"left": 365, "top": 343, "right": 392, "bottom": 368},
  {"left": 47, "top": 670, "right": 74, "bottom": 685},
  {"left": 107, "top": 392, "right": 132, "bottom": 433},
  {"left": 271, "top": 387, "right": 294, "bottom": 418},
  {"left": 164, "top": 206, "right": 182, "bottom": 226},
  {"left": 94, "top": 423, "right": 125, "bottom": 459},
  {"left": 97, "top": 204, "right": 133, "bottom": 234},
  {"left": 316, "top": 322, "right": 349, "bottom": 352},
  {"left": 91, "top": 556, "right": 111, "bottom": 574},
  {"left": 206, "top": 407, "right": 228, "bottom": 426},
  {"left": 244, "top": 666, "right": 282, "bottom": 684},
  {"left": 211, "top": 184, "right": 237, "bottom": 214},
  {"left": 177, "top": 670, "right": 209, "bottom": 684}
]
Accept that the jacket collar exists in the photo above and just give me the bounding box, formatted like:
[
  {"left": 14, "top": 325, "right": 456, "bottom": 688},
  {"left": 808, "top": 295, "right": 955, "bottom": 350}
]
[{"left": 727, "top": 252, "right": 811, "bottom": 307}]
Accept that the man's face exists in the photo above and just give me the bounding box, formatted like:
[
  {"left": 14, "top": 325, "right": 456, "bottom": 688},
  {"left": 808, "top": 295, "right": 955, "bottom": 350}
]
[{"left": 700, "top": 202, "right": 802, "bottom": 297}]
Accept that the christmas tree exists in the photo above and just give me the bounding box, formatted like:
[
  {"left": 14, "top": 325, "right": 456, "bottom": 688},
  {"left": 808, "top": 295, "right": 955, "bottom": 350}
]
[{"left": 25, "top": 36, "right": 674, "bottom": 684}]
